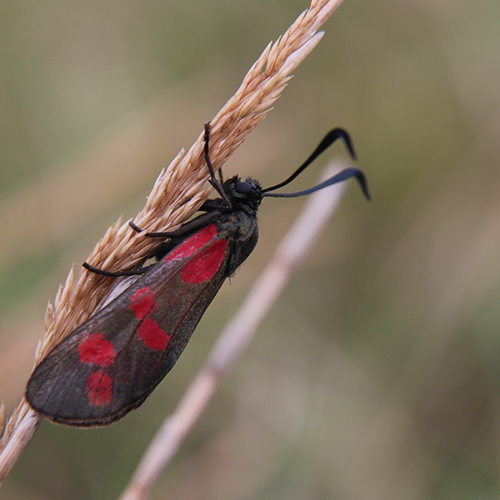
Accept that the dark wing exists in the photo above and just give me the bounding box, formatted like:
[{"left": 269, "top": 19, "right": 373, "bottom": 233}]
[{"left": 26, "top": 222, "right": 237, "bottom": 426}]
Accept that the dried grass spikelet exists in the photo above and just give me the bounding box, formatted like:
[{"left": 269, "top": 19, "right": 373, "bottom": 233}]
[{"left": 0, "top": 0, "right": 345, "bottom": 480}]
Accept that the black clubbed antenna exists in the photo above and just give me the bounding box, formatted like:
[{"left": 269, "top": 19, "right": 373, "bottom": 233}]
[
  {"left": 261, "top": 128, "right": 356, "bottom": 194},
  {"left": 263, "top": 167, "right": 370, "bottom": 200},
  {"left": 261, "top": 128, "right": 370, "bottom": 201}
]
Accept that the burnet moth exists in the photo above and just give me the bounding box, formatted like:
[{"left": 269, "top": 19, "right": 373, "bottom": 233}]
[{"left": 26, "top": 123, "right": 370, "bottom": 427}]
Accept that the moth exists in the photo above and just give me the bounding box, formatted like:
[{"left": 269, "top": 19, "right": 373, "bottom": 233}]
[{"left": 26, "top": 124, "right": 369, "bottom": 426}]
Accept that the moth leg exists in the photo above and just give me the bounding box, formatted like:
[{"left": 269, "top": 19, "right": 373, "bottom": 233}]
[
  {"left": 129, "top": 219, "right": 181, "bottom": 236},
  {"left": 82, "top": 262, "right": 148, "bottom": 277},
  {"left": 199, "top": 199, "right": 226, "bottom": 211},
  {"left": 204, "top": 122, "right": 232, "bottom": 208},
  {"left": 129, "top": 221, "right": 143, "bottom": 233},
  {"left": 146, "top": 210, "right": 221, "bottom": 238}
]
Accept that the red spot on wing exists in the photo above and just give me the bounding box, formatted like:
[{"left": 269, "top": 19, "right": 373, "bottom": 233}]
[
  {"left": 168, "top": 224, "right": 218, "bottom": 261},
  {"left": 181, "top": 239, "right": 228, "bottom": 284},
  {"left": 78, "top": 333, "right": 116, "bottom": 367},
  {"left": 86, "top": 371, "right": 113, "bottom": 406},
  {"left": 130, "top": 287, "right": 157, "bottom": 319},
  {"left": 138, "top": 318, "right": 170, "bottom": 351}
]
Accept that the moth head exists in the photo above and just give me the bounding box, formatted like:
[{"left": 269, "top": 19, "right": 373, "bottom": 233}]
[{"left": 223, "top": 176, "right": 263, "bottom": 211}]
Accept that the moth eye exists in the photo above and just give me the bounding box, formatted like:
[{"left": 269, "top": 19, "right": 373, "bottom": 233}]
[{"left": 235, "top": 181, "right": 253, "bottom": 195}]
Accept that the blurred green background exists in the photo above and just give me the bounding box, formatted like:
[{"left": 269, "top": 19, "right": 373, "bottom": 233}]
[{"left": 1, "top": 0, "right": 500, "bottom": 498}]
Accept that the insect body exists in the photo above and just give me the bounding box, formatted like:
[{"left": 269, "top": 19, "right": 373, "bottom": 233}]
[{"left": 26, "top": 124, "right": 369, "bottom": 427}]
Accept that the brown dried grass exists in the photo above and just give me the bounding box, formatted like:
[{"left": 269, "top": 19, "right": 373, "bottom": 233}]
[{"left": 0, "top": 0, "right": 345, "bottom": 483}]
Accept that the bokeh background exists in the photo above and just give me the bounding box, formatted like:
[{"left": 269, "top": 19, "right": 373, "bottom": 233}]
[{"left": 1, "top": 0, "right": 500, "bottom": 498}]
